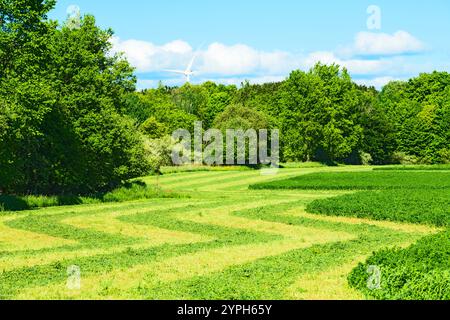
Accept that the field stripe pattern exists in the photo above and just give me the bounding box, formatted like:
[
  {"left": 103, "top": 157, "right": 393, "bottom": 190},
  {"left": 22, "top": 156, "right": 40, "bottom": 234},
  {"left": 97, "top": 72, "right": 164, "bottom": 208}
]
[{"left": 0, "top": 168, "right": 438, "bottom": 300}]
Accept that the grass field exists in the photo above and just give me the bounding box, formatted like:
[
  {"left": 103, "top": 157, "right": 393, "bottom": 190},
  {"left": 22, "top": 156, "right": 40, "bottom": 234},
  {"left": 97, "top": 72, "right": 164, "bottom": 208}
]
[
  {"left": 253, "top": 170, "right": 450, "bottom": 299},
  {"left": 250, "top": 171, "right": 450, "bottom": 190},
  {"left": 0, "top": 167, "right": 442, "bottom": 300}
]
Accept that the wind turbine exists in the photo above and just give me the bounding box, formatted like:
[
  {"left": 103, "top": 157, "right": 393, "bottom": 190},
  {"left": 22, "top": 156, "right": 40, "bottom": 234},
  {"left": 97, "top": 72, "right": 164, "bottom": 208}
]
[{"left": 164, "top": 45, "right": 202, "bottom": 83}]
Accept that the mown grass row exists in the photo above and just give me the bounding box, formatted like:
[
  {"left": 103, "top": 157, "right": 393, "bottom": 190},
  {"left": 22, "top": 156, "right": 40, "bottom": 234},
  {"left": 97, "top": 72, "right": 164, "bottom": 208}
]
[
  {"left": 0, "top": 167, "right": 440, "bottom": 299},
  {"left": 250, "top": 171, "right": 450, "bottom": 190},
  {"left": 250, "top": 169, "right": 450, "bottom": 300},
  {"left": 1, "top": 195, "right": 428, "bottom": 300}
]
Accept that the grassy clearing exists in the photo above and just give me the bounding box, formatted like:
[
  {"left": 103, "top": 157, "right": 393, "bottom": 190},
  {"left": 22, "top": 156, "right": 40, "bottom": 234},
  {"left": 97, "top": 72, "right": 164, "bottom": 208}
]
[
  {"left": 0, "top": 167, "right": 440, "bottom": 300},
  {"left": 250, "top": 171, "right": 450, "bottom": 190}
]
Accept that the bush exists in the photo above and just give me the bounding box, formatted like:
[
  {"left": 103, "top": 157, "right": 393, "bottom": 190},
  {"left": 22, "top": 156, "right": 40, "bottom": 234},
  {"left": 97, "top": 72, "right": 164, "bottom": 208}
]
[
  {"left": 359, "top": 152, "right": 373, "bottom": 166},
  {"left": 143, "top": 136, "right": 178, "bottom": 174},
  {"left": 438, "top": 148, "right": 450, "bottom": 164},
  {"left": 391, "top": 151, "right": 420, "bottom": 165}
]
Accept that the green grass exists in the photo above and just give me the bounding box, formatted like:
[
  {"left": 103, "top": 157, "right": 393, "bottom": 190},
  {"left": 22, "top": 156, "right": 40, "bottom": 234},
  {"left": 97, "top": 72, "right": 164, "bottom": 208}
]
[
  {"left": 250, "top": 171, "right": 450, "bottom": 190},
  {"left": 279, "top": 162, "right": 327, "bottom": 169},
  {"left": 374, "top": 164, "right": 450, "bottom": 171},
  {"left": 160, "top": 165, "right": 253, "bottom": 174},
  {"left": 0, "top": 166, "right": 437, "bottom": 300},
  {"left": 348, "top": 231, "right": 450, "bottom": 300},
  {"left": 0, "top": 182, "right": 184, "bottom": 212},
  {"left": 307, "top": 188, "right": 450, "bottom": 299},
  {"left": 250, "top": 167, "right": 450, "bottom": 300},
  {"left": 307, "top": 189, "right": 450, "bottom": 227}
]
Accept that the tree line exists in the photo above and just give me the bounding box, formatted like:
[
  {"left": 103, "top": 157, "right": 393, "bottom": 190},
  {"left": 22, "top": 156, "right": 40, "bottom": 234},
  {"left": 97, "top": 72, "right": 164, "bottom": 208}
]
[
  {"left": 1, "top": 0, "right": 449, "bottom": 196},
  {"left": 128, "top": 66, "right": 450, "bottom": 166}
]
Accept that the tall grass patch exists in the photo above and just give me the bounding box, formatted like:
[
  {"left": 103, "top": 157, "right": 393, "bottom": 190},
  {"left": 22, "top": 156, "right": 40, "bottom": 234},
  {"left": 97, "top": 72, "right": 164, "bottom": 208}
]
[
  {"left": 374, "top": 164, "right": 450, "bottom": 171},
  {"left": 250, "top": 171, "right": 450, "bottom": 190},
  {"left": 0, "top": 182, "right": 185, "bottom": 212},
  {"left": 307, "top": 189, "right": 450, "bottom": 227}
]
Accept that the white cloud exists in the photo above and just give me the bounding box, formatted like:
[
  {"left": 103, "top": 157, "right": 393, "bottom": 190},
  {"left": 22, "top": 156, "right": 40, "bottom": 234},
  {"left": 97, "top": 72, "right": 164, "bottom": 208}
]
[
  {"left": 111, "top": 30, "right": 435, "bottom": 89},
  {"left": 304, "top": 51, "right": 392, "bottom": 75},
  {"left": 162, "top": 40, "right": 193, "bottom": 54},
  {"left": 137, "top": 75, "right": 287, "bottom": 90},
  {"left": 348, "top": 31, "right": 425, "bottom": 56},
  {"left": 354, "top": 76, "right": 403, "bottom": 89},
  {"left": 199, "top": 43, "right": 260, "bottom": 75},
  {"left": 112, "top": 37, "right": 299, "bottom": 76},
  {"left": 110, "top": 37, "right": 193, "bottom": 72}
]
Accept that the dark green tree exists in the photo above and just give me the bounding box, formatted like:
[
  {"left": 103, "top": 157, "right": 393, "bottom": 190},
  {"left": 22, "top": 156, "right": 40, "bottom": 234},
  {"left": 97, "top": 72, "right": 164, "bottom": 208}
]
[{"left": 0, "top": 2, "right": 149, "bottom": 195}]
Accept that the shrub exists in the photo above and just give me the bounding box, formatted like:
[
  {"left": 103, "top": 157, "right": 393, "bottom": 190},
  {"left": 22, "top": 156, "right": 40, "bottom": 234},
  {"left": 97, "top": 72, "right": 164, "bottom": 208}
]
[{"left": 391, "top": 151, "right": 420, "bottom": 165}]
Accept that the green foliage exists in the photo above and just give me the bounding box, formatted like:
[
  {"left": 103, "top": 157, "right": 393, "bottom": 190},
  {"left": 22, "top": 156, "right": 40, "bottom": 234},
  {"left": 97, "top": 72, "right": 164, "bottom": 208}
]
[
  {"left": 250, "top": 171, "right": 450, "bottom": 190},
  {"left": 357, "top": 85, "right": 396, "bottom": 165},
  {"left": 379, "top": 73, "right": 450, "bottom": 164},
  {"left": 123, "top": 67, "right": 450, "bottom": 168},
  {"left": 213, "top": 104, "right": 270, "bottom": 131},
  {"left": 278, "top": 64, "right": 363, "bottom": 163},
  {"left": 0, "top": 3, "right": 149, "bottom": 195},
  {"left": 101, "top": 181, "right": 186, "bottom": 202},
  {"left": 140, "top": 117, "right": 169, "bottom": 139},
  {"left": 0, "top": 168, "right": 428, "bottom": 299},
  {"left": 143, "top": 136, "right": 177, "bottom": 174}
]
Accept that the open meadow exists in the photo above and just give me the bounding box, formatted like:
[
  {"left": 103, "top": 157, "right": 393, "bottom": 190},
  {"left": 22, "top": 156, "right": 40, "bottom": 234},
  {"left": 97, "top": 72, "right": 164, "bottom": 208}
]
[{"left": 1, "top": 166, "right": 447, "bottom": 300}]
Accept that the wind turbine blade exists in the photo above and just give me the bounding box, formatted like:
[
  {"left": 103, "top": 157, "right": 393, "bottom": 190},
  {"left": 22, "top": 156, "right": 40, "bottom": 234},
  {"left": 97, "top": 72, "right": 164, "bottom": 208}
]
[
  {"left": 186, "top": 42, "right": 205, "bottom": 72},
  {"left": 163, "top": 69, "right": 186, "bottom": 75},
  {"left": 186, "top": 54, "right": 197, "bottom": 73}
]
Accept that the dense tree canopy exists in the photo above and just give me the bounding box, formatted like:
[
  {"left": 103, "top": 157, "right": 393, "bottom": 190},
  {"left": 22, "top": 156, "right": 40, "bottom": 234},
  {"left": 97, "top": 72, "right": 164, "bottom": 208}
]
[
  {"left": 127, "top": 68, "right": 450, "bottom": 167},
  {"left": 0, "top": 0, "right": 149, "bottom": 195},
  {"left": 379, "top": 72, "right": 450, "bottom": 164}
]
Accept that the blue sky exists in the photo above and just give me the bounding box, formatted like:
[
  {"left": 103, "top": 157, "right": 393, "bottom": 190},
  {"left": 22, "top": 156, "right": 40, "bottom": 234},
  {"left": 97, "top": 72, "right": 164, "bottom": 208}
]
[{"left": 50, "top": 0, "right": 450, "bottom": 89}]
